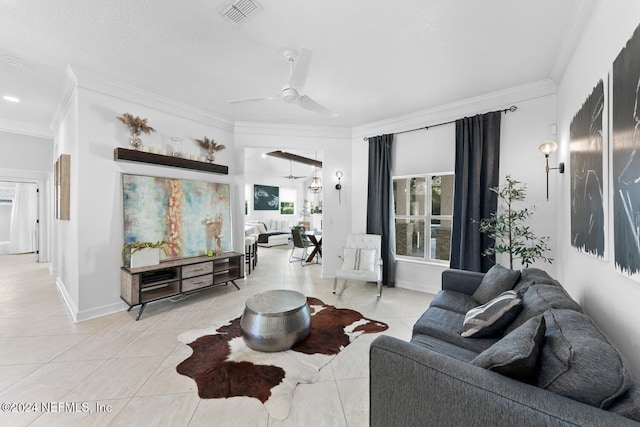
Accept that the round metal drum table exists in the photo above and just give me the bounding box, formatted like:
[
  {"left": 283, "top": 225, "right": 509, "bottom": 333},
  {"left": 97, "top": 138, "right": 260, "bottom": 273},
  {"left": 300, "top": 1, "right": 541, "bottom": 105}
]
[{"left": 240, "top": 290, "right": 311, "bottom": 352}]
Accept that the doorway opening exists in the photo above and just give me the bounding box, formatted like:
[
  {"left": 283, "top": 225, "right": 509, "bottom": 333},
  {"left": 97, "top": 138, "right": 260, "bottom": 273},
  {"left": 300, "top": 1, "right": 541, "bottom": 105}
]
[{"left": 0, "top": 180, "right": 40, "bottom": 261}]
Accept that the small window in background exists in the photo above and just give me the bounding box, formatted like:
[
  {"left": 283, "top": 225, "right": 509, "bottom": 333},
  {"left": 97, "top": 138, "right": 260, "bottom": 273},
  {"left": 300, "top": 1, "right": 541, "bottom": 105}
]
[
  {"left": 393, "top": 174, "right": 454, "bottom": 263},
  {"left": 0, "top": 186, "right": 14, "bottom": 205}
]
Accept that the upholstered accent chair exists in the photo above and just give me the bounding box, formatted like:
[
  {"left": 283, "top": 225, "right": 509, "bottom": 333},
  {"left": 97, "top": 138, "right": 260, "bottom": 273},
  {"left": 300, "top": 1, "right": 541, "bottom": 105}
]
[
  {"left": 290, "top": 226, "right": 313, "bottom": 265},
  {"left": 333, "top": 234, "right": 384, "bottom": 297}
]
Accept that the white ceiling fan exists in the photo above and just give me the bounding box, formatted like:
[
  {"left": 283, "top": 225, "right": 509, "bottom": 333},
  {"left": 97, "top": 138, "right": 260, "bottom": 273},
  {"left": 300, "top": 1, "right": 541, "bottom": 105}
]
[
  {"left": 229, "top": 48, "right": 338, "bottom": 117},
  {"left": 282, "top": 160, "right": 306, "bottom": 180}
]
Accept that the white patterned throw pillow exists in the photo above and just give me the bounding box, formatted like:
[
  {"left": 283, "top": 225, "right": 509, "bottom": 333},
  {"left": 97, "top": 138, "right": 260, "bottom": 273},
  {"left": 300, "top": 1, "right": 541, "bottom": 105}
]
[
  {"left": 340, "top": 248, "right": 377, "bottom": 272},
  {"left": 461, "top": 290, "right": 523, "bottom": 338}
]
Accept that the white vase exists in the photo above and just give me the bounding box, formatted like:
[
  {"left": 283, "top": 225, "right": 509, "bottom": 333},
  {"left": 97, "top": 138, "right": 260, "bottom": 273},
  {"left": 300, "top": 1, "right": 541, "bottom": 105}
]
[{"left": 130, "top": 247, "right": 160, "bottom": 268}]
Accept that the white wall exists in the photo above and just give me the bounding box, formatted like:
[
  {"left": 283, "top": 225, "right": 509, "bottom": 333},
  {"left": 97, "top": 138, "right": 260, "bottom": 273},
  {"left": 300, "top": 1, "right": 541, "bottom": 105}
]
[
  {"left": 234, "top": 123, "right": 352, "bottom": 278},
  {"left": 52, "top": 68, "right": 236, "bottom": 321},
  {"left": 556, "top": 1, "right": 640, "bottom": 377},
  {"left": 0, "top": 204, "right": 11, "bottom": 241},
  {"left": 351, "top": 85, "right": 558, "bottom": 294},
  {"left": 0, "top": 130, "right": 53, "bottom": 262}
]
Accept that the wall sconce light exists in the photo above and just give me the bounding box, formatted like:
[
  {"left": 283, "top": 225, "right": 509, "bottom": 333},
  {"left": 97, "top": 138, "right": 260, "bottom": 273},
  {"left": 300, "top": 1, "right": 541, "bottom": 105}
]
[
  {"left": 538, "top": 141, "right": 565, "bottom": 201},
  {"left": 335, "top": 170, "right": 343, "bottom": 203}
]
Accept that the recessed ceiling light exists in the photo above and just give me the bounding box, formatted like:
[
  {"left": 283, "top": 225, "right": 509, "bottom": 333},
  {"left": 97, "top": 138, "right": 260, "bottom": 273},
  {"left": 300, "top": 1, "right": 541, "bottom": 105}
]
[{"left": 3, "top": 95, "right": 20, "bottom": 103}]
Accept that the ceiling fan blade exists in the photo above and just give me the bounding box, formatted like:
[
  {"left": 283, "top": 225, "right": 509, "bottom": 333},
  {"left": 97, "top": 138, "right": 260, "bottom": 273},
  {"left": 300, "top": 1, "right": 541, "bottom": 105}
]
[
  {"left": 299, "top": 95, "right": 338, "bottom": 117},
  {"left": 229, "top": 96, "right": 276, "bottom": 104},
  {"left": 289, "top": 48, "right": 312, "bottom": 91}
]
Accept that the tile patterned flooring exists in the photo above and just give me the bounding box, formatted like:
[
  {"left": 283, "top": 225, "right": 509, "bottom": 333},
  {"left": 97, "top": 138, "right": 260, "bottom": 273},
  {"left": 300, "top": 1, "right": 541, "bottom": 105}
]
[{"left": 0, "top": 248, "right": 434, "bottom": 426}]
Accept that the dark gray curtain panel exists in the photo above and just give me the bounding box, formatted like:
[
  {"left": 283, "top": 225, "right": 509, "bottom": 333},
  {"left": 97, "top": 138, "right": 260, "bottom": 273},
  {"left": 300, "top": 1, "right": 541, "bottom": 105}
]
[
  {"left": 367, "top": 134, "right": 396, "bottom": 286},
  {"left": 450, "top": 111, "right": 502, "bottom": 273}
]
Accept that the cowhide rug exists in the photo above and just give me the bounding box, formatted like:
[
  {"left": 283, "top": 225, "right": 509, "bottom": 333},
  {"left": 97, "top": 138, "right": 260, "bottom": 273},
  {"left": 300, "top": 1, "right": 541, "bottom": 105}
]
[{"left": 176, "top": 296, "right": 388, "bottom": 420}]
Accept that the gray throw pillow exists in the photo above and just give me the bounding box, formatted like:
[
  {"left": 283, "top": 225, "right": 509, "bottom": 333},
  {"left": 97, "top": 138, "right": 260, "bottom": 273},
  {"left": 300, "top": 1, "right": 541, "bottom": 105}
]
[
  {"left": 471, "top": 314, "right": 546, "bottom": 384},
  {"left": 504, "top": 284, "right": 583, "bottom": 336},
  {"left": 461, "top": 290, "right": 523, "bottom": 338},
  {"left": 472, "top": 264, "right": 521, "bottom": 304},
  {"left": 537, "top": 309, "right": 634, "bottom": 409}
]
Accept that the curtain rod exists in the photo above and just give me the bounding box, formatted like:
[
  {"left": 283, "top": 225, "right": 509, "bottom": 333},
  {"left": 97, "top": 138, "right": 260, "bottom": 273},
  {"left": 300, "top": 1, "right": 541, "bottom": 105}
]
[{"left": 362, "top": 105, "right": 518, "bottom": 141}]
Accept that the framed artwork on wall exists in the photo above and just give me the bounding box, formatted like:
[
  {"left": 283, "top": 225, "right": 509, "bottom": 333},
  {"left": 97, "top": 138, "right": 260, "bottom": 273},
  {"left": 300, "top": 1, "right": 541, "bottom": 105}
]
[
  {"left": 254, "top": 184, "right": 279, "bottom": 210},
  {"left": 280, "top": 201, "right": 294, "bottom": 215},
  {"left": 55, "top": 154, "right": 70, "bottom": 220},
  {"left": 569, "top": 79, "right": 606, "bottom": 258},
  {"left": 612, "top": 22, "right": 640, "bottom": 277},
  {"left": 122, "top": 174, "right": 231, "bottom": 260}
]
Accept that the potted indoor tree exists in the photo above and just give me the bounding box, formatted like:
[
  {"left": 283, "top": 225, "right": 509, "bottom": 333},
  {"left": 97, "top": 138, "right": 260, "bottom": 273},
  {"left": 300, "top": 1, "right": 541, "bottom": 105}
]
[
  {"left": 121, "top": 240, "right": 178, "bottom": 268},
  {"left": 478, "top": 175, "right": 552, "bottom": 269}
]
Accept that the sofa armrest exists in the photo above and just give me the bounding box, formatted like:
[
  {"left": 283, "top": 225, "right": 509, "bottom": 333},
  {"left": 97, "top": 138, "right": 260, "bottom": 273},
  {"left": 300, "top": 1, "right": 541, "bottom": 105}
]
[
  {"left": 441, "top": 269, "right": 485, "bottom": 294},
  {"left": 370, "top": 335, "right": 639, "bottom": 427}
]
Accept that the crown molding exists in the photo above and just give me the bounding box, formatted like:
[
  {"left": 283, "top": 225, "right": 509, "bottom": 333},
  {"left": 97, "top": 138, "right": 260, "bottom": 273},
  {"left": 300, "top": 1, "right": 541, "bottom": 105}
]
[
  {"left": 550, "top": 0, "right": 599, "bottom": 83},
  {"left": 234, "top": 121, "right": 351, "bottom": 139},
  {"left": 67, "top": 67, "right": 235, "bottom": 133},
  {"left": 50, "top": 65, "right": 78, "bottom": 134},
  {"left": 352, "top": 79, "right": 557, "bottom": 140},
  {"left": 0, "top": 120, "right": 53, "bottom": 139}
]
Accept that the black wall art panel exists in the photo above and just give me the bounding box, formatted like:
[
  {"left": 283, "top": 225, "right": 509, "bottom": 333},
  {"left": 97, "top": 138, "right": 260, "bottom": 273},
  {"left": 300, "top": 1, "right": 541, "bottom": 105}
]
[
  {"left": 613, "top": 23, "right": 640, "bottom": 275},
  {"left": 254, "top": 184, "right": 279, "bottom": 210},
  {"left": 570, "top": 79, "right": 605, "bottom": 257}
]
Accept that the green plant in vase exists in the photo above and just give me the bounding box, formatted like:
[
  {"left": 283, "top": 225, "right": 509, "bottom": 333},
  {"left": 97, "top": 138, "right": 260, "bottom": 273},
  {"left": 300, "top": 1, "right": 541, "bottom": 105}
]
[
  {"left": 478, "top": 175, "right": 552, "bottom": 269},
  {"left": 121, "top": 240, "right": 179, "bottom": 267}
]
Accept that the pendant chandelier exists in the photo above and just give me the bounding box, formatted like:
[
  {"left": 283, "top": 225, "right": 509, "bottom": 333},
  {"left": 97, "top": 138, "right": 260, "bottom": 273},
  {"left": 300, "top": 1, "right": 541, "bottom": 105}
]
[
  {"left": 309, "top": 175, "right": 322, "bottom": 193},
  {"left": 308, "top": 151, "right": 322, "bottom": 194}
]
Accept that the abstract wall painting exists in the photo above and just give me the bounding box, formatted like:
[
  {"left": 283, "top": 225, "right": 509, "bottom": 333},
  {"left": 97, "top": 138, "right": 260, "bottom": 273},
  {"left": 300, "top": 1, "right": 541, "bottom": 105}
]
[
  {"left": 612, "top": 22, "right": 640, "bottom": 277},
  {"left": 122, "top": 174, "right": 231, "bottom": 259},
  {"left": 254, "top": 184, "right": 279, "bottom": 210},
  {"left": 570, "top": 79, "right": 605, "bottom": 258}
]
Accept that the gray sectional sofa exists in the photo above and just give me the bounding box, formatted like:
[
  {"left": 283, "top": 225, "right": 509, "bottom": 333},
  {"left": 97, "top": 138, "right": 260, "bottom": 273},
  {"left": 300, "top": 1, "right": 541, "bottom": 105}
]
[{"left": 370, "top": 267, "right": 640, "bottom": 426}]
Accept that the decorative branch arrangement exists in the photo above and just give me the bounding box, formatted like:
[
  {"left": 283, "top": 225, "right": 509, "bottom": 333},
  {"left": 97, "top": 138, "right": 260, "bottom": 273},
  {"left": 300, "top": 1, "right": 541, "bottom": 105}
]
[
  {"left": 196, "top": 137, "right": 226, "bottom": 163},
  {"left": 121, "top": 240, "right": 179, "bottom": 264},
  {"left": 478, "top": 175, "right": 552, "bottom": 269},
  {"left": 117, "top": 113, "right": 156, "bottom": 150},
  {"left": 202, "top": 213, "right": 224, "bottom": 255}
]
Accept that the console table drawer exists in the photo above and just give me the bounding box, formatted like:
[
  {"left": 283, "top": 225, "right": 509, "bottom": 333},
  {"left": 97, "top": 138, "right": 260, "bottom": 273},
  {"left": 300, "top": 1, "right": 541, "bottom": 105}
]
[
  {"left": 182, "top": 262, "right": 212, "bottom": 278},
  {"left": 182, "top": 275, "right": 214, "bottom": 292}
]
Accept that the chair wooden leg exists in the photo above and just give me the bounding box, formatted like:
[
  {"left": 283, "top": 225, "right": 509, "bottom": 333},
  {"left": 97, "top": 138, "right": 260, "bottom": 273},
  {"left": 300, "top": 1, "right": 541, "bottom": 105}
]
[
  {"left": 376, "top": 281, "right": 382, "bottom": 298},
  {"left": 333, "top": 278, "right": 346, "bottom": 295},
  {"left": 333, "top": 277, "right": 338, "bottom": 294}
]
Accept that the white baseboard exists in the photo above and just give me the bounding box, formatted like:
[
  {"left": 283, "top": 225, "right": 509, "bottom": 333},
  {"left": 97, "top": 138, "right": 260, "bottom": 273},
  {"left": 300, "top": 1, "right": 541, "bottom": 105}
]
[
  {"left": 56, "top": 276, "right": 78, "bottom": 322},
  {"left": 55, "top": 276, "right": 127, "bottom": 323},
  {"left": 75, "top": 302, "right": 127, "bottom": 323}
]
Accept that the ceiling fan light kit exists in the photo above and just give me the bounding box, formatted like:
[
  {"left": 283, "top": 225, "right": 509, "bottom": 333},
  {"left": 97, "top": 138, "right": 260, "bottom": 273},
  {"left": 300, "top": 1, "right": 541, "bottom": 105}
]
[{"left": 229, "top": 48, "right": 337, "bottom": 117}]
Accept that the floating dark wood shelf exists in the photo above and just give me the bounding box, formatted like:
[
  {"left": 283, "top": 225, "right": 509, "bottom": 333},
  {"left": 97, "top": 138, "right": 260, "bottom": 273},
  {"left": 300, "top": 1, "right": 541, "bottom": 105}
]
[{"left": 114, "top": 148, "right": 229, "bottom": 175}]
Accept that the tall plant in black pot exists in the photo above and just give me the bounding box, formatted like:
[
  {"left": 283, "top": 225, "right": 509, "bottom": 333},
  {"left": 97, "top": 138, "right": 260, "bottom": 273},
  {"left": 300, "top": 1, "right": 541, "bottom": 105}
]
[{"left": 478, "top": 175, "right": 552, "bottom": 269}]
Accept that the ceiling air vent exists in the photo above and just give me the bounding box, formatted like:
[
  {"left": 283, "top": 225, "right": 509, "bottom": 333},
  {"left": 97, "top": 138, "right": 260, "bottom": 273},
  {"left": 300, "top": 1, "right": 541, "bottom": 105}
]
[{"left": 218, "top": 0, "right": 262, "bottom": 25}]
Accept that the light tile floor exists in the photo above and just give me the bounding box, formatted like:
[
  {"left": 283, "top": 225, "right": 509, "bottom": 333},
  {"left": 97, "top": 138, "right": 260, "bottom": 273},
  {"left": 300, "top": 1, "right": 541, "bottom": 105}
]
[{"left": 0, "top": 248, "right": 434, "bottom": 427}]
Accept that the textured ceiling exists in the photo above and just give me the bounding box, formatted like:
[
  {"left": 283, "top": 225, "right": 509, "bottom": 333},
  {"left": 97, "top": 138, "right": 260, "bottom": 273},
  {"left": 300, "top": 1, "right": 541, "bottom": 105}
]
[{"left": 0, "top": 0, "right": 590, "bottom": 136}]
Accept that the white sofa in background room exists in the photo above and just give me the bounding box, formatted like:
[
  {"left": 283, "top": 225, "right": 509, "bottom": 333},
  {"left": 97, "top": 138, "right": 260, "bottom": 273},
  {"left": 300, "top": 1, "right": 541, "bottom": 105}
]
[{"left": 246, "top": 220, "right": 291, "bottom": 247}]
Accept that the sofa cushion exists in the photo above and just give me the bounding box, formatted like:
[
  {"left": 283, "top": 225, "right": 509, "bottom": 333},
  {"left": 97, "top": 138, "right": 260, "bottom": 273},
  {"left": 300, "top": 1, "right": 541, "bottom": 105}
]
[
  {"left": 609, "top": 383, "right": 640, "bottom": 422},
  {"left": 537, "top": 309, "right": 634, "bottom": 409},
  {"left": 461, "top": 290, "right": 523, "bottom": 338},
  {"left": 429, "top": 290, "right": 479, "bottom": 314},
  {"left": 411, "top": 334, "right": 478, "bottom": 363},
  {"left": 413, "top": 306, "right": 498, "bottom": 354},
  {"left": 471, "top": 315, "right": 546, "bottom": 383},
  {"left": 472, "top": 264, "right": 520, "bottom": 304},
  {"left": 504, "top": 284, "right": 583, "bottom": 335},
  {"left": 513, "top": 268, "right": 559, "bottom": 294}
]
